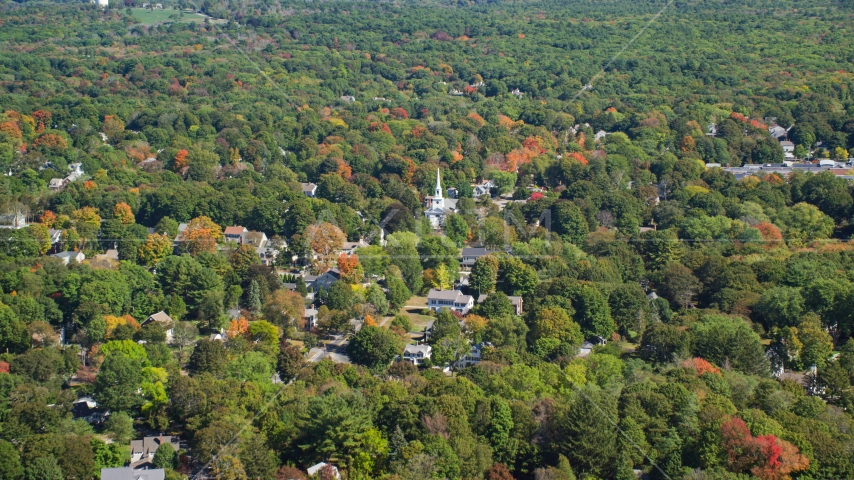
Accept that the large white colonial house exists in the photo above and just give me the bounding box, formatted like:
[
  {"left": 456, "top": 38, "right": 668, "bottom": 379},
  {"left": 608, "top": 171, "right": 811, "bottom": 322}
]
[{"left": 427, "top": 289, "right": 474, "bottom": 315}]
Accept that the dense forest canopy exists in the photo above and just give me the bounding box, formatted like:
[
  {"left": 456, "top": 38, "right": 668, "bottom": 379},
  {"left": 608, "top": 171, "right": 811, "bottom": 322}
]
[{"left": 1, "top": 0, "right": 854, "bottom": 479}]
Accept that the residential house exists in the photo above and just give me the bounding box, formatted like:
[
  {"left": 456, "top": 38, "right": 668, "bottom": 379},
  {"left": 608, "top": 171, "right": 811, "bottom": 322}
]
[
  {"left": 257, "top": 246, "right": 278, "bottom": 266},
  {"left": 94, "top": 249, "right": 119, "bottom": 262},
  {"left": 141, "top": 311, "right": 174, "bottom": 342},
  {"left": 461, "top": 247, "right": 494, "bottom": 268},
  {"left": 101, "top": 468, "right": 165, "bottom": 480},
  {"left": 130, "top": 436, "right": 180, "bottom": 468},
  {"left": 780, "top": 140, "right": 795, "bottom": 158},
  {"left": 340, "top": 95, "right": 356, "bottom": 103},
  {"left": 578, "top": 336, "right": 607, "bottom": 357},
  {"left": 304, "top": 306, "right": 318, "bottom": 330},
  {"left": 476, "top": 294, "right": 523, "bottom": 316},
  {"left": 67, "top": 163, "right": 84, "bottom": 181},
  {"left": 456, "top": 342, "right": 493, "bottom": 369},
  {"left": 243, "top": 230, "right": 268, "bottom": 247},
  {"left": 403, "top": 344, "right": 432, "bottom": 366},
  {"left": 301, "top": 182, "right": 318, "bottom": 197},
  {"left": 307, "top": 463, "right": 341, "bottom": 480},
  {"left": 472, "top": 180, "right": 495, "bottom": 198},
  {"left": 768, "top": 124, "right": 788, "bottom": 140},
  {"left": 307, "top": 269, "right": 340, "bottom": 292},
  {"left": 52, "top": 250, "right": 85, "bottom": 265},
  {"left": 49, "top": 177, "right": 69, "bottom": 191},
  {"left": 0, "top": 212, "right": 28, "bottom": 229},
  {"left": 173, "top": 223, "right": 188, "bottom": 244},
  {"left": 423, "top": 320, "right": 435, "bottom": 342},
  {"left": 224, "top": 226, "right": 248, "bottom": 244},
  {"left": 72, "top": 396, "right": 108, "bottom": 424},
  {"left": 340, "top": 239, "right": 368, "bottom": 255},
  {"left": 427, "top": 289, "right": 474, "bottom": 315},
  {"left": 47, "top": 229, "right": 62, "bottom": 253}
]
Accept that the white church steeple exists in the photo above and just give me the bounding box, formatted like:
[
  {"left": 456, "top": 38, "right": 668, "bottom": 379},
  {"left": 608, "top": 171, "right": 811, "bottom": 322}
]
[{"left": 434, "top": 168, "right": 443, "bottom": 199}]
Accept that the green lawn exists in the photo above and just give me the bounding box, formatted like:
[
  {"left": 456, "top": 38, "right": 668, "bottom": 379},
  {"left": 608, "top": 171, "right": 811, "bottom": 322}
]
[{"left": 131, "top": 8, "right": 213, "bottom": 25}]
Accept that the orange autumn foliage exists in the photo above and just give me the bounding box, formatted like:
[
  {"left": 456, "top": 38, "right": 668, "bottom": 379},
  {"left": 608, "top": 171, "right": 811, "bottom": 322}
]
[
  {"left": 173, "top": 149, "right": 189, "bottom": 171},
  {"left": 227, "top": 317, "right": 250, "bottom": 338},
  {"left": 755, "top": 222, "right": 783, "bottom": 246},
  {"left": 105, "top": 315, "right": 140, "bottom": 338},
  {"left": 497, "top": 115, "right": 517, "bottom": 129},
  {"left": 336, "top": 158, "right": 352, "bottom": 179},
  {"left": 364, "top": 315, "right": 378, "bottom": 327},
  {"left": 568, "top": 152, "right": 589, "bottom": 165},
  {"left": 83, "top": 180, "right": 96, "bottom": 190},
  {"left": 33, "top": 133, "right": 68, "bottom": 149},
  {"left": 467, "top": 112, "right": 486, "bottom": 127},
  {"left": 40, "top": 210, "right": 57, "bottom": 228},
  {"left": 337, "top": 253, "right": 359, "bottom": 275},
  {"left": 0, "top": 121, "right": 22, "bottom": 139},
  {"left": 681, "top": 357, "right": 721, "bottom": 376}
]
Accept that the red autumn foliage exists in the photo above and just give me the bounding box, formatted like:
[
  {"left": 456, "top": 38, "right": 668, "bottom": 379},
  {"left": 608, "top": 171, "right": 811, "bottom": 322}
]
[
  {"left": 730, "top": 112, "right": 747, "bottom": 122},
  {"left": 0, "top": 361, "right": 9, "bottom": 374},
  {"left": 529, "top": 192, "right": 545, "bottom": 201},
  {"left": 720, "top": 417, "right": 809, "bottom": 480},
  {"left": 411, "top": 124, "right": 427, "bottom": 138},
  {"left": 391, "top": 107, "right": 409, "bottom": 119},
  {"left": 32, "top": 110, "right": 51, "bottom": 125}
]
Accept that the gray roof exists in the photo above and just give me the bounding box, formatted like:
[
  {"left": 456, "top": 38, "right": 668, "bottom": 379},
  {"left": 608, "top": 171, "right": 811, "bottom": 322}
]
[
  {"left": 101, "top": 468, "right": 165, "bottom": 480},
  {"left": 427, "top": 289, "right": 471, "bottom": 302},
  {"left": 404, "top": 344, "right": 432, "bottom": 355},
  {"left": 130, "top": 436, "right": 180, "bottom": 460}
]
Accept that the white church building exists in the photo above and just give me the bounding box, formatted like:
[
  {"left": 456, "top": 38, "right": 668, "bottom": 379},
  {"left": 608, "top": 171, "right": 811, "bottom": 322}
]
[{"left": 424, "top": 168, "right": 457, "bottom": 229}]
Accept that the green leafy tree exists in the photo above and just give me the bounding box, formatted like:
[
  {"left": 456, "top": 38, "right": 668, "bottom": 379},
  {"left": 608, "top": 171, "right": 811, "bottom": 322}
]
[
  {"left": 188, "top": 338, "right": 228, "bottom": 376},
  {"left": 470, "top": 255, "right": 499, "bottom": 295},
  {"left": 0, "top": 439, "right": 23, "bottom": 480},
  {"left": 347, "top": 326, "right": 404, "bottom": 370},
  {"left": 95, "top": 351, "right": 144, "bottom": 412},
  {"left": 153, "top": 442, "right": 178, "bottom": 470},
  {"left": 105, "top": 411, "right": 136, "bottom": 444}
]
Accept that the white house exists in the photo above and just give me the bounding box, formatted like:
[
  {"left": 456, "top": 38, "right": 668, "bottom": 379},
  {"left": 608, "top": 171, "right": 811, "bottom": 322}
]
[
  {"left": 224, "top": 226, "right": 248, "bottom": 244},
  {"left": 52, "top": 250, "right": 85, "bottom": 265},
  {"left": 141, "top": 311, "right": 174, "bottom": 342},
  {"left": 578, "top": 336, "right": 607, "bottom": 357},
  {"left": 456, "top": 342, "right": 493, "bottom": 369},
  {"left": 427, "top": 289, "right": 474, "bottom": 315},
  {"left": 301, "top": 182, "right": 318, "bottom": 197},
  {"left": 90, "top": 0, "right": 109, "bottom": 7},
  {"left": 304, "top": 307, "right": 318, "bottom": 330},
  {"left": 307, "top": 462, "right": 341, "bottom": 480},
  {"left": 780, "top": 140, "right": 795, "bottom": 158},
  {"left": 403, "top": 344, "right": 432, "bottom": 366},
  {"left": 0, "top": 212, "right": 28, "bottom": 229}
]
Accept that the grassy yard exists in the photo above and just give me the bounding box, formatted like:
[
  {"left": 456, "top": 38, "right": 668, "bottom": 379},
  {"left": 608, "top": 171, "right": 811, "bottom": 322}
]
[{"left": 131, "top": 8, "right": 212, "bottom": 25}]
